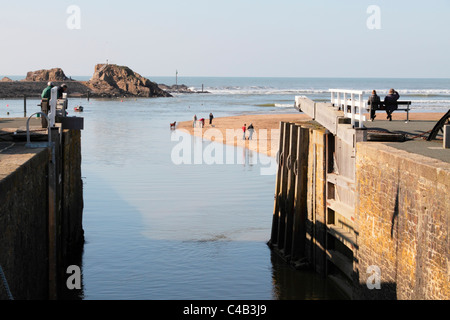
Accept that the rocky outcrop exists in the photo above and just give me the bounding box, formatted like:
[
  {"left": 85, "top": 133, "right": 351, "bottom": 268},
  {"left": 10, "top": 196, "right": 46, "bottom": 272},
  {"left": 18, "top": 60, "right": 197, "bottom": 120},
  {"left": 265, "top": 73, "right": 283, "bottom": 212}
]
[
  {"left": 86, "top": 64, "right": 172, "bottom": 98},
  {"left": 0, "top": 65, "right": 174, "bottom": 98},
  {"left": 25, "top": 68, "right": 69, "bottom": 82},
  {"left": 1, "top": 77, "right": 13, "bottom": 82}
]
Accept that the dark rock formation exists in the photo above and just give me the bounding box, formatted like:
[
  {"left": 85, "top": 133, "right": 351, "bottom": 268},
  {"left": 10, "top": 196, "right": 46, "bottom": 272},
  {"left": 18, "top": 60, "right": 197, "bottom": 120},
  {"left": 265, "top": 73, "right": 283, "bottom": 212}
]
[
  {"left": 86, "top": 64, "right": 172, "bottom": 98},
  {"left": 25, "top": 68, "right": 69, "bottom": 82},
  {"left": 0, "top": 65, "right": 173, "bottom": 98}
]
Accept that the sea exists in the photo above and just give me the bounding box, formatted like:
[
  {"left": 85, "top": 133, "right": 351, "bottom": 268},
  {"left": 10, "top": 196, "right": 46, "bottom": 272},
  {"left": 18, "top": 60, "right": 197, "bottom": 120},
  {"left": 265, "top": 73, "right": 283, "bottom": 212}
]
[{"left": 1, "top": 77, "right": 449, "bottom": 300}]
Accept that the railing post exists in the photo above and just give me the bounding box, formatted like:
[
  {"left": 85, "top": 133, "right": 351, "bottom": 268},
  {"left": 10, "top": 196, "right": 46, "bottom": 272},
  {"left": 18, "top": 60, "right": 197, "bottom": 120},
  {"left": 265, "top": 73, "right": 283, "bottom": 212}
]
[
  {"left": 351, "top": 93, "right": 355, "bottom": 127},
  {"left": 359, "top": 94, "right": 364, "bottom": 128},
  {"left": 337, "top": 92, "right": 341, "bottom": 110},
  {"left": 343, "top": 93, "right": 347, "bottom": 115}
]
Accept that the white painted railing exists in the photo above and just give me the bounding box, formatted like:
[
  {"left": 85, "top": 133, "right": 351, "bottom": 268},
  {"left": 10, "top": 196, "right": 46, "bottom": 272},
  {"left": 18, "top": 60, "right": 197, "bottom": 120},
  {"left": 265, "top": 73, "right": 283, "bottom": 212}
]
[{"left": 330, "top": 89, "right": 367, "bottom": 128}]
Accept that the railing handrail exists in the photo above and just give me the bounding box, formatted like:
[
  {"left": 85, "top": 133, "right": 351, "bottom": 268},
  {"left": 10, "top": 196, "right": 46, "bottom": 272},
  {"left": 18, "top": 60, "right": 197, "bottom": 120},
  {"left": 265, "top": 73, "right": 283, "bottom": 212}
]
[
  {"left": 329, "top": 89, "right": 364, "bottom": 95},
  {"left": 329, "top": 89, "right": 366, "bottom": 128}
]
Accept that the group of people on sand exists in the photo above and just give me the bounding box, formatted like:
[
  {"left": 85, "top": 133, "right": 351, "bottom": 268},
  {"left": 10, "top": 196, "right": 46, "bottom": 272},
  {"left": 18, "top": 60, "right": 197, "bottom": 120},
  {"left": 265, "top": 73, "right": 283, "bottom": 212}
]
[
  {"left": 242, "top": 123, "right": 255, "bottom": 140},
  {"left": 367, "top": 88, "right": 400, "bottom": 122},
  {"left": 193, "top": 113, "right": 214, "bottom": 128}
]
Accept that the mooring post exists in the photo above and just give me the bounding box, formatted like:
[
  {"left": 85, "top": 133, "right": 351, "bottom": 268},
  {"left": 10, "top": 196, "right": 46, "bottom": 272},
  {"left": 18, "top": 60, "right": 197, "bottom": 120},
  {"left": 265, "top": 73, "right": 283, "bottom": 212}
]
[
  {"left": 283, "top": 123, "right": 298, "bottom": 257},
  {"left": 24, "top": 94, "right": 27, "bottom": 117},
  {"left": 444, "top": 125, "right": 450, "bottom": 149},
  {"left": 291, "top": 126, "right": 309, "bottom": 261},
  {"left": 271, "top": 121, "right": 285, "bottom": 246},
  {"left": 277, "top": 122, "right": 291, "bottom": 251}
]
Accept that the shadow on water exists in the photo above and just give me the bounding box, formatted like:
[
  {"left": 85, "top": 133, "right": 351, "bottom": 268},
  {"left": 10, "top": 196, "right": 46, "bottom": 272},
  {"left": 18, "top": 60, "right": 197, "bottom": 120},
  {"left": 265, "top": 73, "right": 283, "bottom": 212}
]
[{"left": 270, "top": 252, "right": 346, "bottom": 300}]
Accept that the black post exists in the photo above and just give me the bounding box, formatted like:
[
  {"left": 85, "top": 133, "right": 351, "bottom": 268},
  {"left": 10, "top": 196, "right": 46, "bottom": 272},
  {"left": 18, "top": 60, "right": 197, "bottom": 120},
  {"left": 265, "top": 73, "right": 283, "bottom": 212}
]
[{"left": 24, "top": 94, "right": 27, "bottom": 117}]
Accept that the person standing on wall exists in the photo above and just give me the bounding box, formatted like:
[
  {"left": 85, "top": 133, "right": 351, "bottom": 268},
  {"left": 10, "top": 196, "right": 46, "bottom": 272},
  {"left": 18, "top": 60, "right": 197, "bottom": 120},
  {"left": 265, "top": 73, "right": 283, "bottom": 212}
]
[
  {"left": 41, "top": 81, "right": 54, "bottom": 100},
  {"left": 56, "top": 83, "right": 68, "bottom": 99},
  {"left": 242, "top": 124, "right": 247, "bottom": 140},
  {"left": 367, "top": 90, "right": 381, "bottom": 121},
  {"left": 384, "top": 88, "right": 400, "bottom": 121},
  {"left": 193, "top": 114, "right": 197, "bottom": 128},
  {"left": 209, "top": 113, "right": 214, "bottom": 125}
]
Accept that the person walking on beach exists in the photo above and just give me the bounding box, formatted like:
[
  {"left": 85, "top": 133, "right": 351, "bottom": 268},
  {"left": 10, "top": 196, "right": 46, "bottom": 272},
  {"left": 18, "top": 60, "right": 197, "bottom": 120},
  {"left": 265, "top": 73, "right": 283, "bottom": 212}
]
[
  {"left": 367, "top": 90, "right": 381, "bottom": 121},
  {"left": 247, "top": 123, "right": 255, "bottom": 140},
  {"left": 209, "top": 113, "right": 214, "bottom": 125},
  {"left": 193, "top": 115, "right": 197, "bottom": 128},
  {"left": 242, "top": 124, "right": 247, "bottom": 140},
  {"left": 384, "top": 89, "right": 400, "bottom": 121}
]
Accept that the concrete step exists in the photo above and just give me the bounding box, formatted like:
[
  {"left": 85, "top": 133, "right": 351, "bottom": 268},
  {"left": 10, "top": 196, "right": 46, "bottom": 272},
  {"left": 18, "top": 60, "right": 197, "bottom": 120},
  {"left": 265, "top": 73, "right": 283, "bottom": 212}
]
[
  {"left": 327, "top": 199, "right": 355, "bottom": 222},
  {"left": 326, "top": 249, "right": 353, "bottom": 281},
  {"left": 328, "top": 274, "right": 353, "bottom": 300},
  {"left": 327, "top": 225, "right": 357, "bottom": 250}
]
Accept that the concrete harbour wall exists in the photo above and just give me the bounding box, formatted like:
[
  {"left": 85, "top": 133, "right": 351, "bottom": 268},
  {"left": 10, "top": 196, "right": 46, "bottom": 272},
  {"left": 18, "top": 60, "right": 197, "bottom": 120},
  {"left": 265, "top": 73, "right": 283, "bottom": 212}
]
[
  {"left": 269, "top": 116, "right": 449, "bottom": 300},
  {"left": 354, "top": 142, "right": 449, "bottom": 300},
  {"left": 0, "top": 128, "right": 84, "bottom": 300}
]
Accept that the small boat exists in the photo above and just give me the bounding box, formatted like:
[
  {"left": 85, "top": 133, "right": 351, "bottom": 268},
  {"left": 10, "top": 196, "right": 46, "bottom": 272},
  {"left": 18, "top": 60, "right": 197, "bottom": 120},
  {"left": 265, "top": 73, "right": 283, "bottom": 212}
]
[{"left": 74, "top": 106, "right": 84, "bottom": 112}]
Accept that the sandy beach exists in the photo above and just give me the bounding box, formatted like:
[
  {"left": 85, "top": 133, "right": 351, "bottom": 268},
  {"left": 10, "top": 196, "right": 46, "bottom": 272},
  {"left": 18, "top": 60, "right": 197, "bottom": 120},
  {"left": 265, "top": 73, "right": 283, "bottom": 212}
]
[{"left": 177, "top": 112, "right": 446, "bottom": 158}]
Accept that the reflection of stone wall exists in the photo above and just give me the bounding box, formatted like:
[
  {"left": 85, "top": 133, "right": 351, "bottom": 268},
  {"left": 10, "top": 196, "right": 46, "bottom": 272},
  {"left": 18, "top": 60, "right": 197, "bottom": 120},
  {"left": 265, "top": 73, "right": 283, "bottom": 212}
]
[{"left": 354, "top": 142, "right": 449, "bottom": 300}]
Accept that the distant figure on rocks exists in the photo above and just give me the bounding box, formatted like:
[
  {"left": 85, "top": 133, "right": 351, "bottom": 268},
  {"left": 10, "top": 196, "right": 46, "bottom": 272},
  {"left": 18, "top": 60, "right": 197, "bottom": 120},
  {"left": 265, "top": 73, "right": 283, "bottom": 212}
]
[
  {"left": 57, "top": 84, "right": 68, "bottom": 99},
  {"left": 367, "top": 90, "right": 381, "bottom": 121},
  {"left": 242, "top": 124, "right": 247, "bottom": 140},
  {"left": 41, "top": 81, "right": 54, "bottom": 100},
  {"left": 193, "top": 115, "right": 197, "bottom": 128},
  {"left": 209, "top": 113, "right": 214, "bottom": 125},
  {"left": 247, "top": 123, "right": 255, "bottom": 140},
  {"left": 384, "top": 88, "right": 400, "bottom": 121}
]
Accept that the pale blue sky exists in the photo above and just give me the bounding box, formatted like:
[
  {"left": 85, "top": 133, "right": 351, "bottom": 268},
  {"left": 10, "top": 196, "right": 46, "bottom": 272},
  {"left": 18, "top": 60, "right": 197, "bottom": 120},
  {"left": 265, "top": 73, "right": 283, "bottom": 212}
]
[{"left": 0, "top": 0, "right": 449, "bottom": 78}]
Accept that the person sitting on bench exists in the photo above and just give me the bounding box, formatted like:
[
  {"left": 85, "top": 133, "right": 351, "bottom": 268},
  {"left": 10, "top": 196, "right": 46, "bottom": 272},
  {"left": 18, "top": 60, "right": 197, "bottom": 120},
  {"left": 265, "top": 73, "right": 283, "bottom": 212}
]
[
  {"left": 367, "top": 90, "right": 381, "bottom": 121},
  {"left": 384, "top": 88, "right": 400, "bottom": 121}
]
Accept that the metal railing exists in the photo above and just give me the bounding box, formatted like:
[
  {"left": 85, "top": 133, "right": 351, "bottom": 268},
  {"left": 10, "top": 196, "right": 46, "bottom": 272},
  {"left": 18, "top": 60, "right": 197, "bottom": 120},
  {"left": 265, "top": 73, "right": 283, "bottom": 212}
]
[{"left": 330, "top": 89, "right": 366, "bottom": 128}]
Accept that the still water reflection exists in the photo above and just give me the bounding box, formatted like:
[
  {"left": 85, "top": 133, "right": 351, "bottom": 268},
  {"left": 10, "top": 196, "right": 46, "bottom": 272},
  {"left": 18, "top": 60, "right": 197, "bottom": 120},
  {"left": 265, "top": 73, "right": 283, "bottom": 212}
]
[{"left": 67, "top": 98, "right": 344, "bottom": 300}]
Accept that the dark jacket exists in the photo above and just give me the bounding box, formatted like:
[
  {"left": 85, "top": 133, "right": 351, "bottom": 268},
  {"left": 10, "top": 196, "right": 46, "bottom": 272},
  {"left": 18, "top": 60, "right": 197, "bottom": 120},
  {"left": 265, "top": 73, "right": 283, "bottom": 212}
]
[
  {"left": 367, "top": 94, "right": 381, "bottom": 110},
  {"left": 384, "top": 91, "right": 400, "bottom": 111}
]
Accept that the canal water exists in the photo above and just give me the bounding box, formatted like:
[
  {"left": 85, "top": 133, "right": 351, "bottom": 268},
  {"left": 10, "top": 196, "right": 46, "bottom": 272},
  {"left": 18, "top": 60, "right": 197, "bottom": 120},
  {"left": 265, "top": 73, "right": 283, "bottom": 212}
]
[
  {"left": 3, "top": 77, "right": 448, "bottom": 299},
  {"left": 3, "top": 76, "right": 448, "bottom": 300},
  {"left": 77, "top": 94, "right": 345, "bottom": 300}
]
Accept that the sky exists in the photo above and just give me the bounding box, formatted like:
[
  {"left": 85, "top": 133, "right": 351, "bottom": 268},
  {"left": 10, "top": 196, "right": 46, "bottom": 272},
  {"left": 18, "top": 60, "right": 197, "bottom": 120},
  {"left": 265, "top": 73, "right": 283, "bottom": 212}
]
[{"left": 0, "top": 0, "right": 449, "bottom": 78}]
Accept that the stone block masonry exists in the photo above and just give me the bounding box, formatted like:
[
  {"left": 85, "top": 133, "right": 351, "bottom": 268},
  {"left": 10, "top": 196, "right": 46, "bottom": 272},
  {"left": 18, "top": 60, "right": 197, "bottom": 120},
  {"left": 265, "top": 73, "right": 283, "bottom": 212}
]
[
  {"left": 354, "top": 142, "right": 449, "bottom": 300},
  {"left": 0, "top": 128, "right": 84, "bottom": 300}
]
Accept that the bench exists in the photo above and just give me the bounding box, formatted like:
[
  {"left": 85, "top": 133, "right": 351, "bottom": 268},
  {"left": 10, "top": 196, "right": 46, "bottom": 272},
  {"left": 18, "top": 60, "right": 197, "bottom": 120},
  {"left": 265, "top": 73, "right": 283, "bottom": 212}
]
[{"left": 371, "top": 101, "right": 412, "bottom": 122}]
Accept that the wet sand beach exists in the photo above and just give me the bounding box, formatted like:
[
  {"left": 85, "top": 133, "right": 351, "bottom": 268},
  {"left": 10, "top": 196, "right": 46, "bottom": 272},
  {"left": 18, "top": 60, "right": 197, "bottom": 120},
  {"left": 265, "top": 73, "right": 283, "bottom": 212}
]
[{"left": 177, "top": 112, "right": 446, "bottom": 158}]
